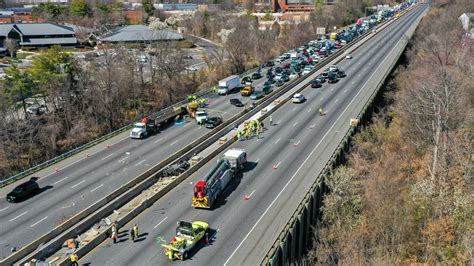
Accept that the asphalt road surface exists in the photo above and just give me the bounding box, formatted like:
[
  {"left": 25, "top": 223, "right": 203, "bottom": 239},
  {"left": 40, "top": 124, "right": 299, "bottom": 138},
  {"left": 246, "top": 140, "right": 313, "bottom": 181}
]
[
  {"left": 0, "top": 55, "right": 294, "bottom": 259},
  {"left": 79, "top": 5, "right": 427, "bottom": 266}
]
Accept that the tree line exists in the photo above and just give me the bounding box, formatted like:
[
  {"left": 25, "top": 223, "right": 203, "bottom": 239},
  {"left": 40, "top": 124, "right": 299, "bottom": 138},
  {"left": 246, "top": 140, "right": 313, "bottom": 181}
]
[{"left": 307, "top": 0, "right": 473, "bottom": 264}]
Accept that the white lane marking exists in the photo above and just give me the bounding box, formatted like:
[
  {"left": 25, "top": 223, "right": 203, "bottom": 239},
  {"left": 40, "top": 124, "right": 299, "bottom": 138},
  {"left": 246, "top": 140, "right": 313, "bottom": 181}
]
[
  {"left": 330, "top": 88, "right": 334, "bottom": 92},
  {"left": 275, "top": 138, "right": 281, "bottom": 144},
  {"left": 170, "top": 140, "right": 178, "bottom": 146},
  {"left": 344, "top": 89, "right": 347, "bottom": 92},
  {"left": 292, "top": 122, "right": 298, "bottom": 127},
  {"left": 224, "top": 25, "right": 406, "bottom": 265},
  {"left": 40, "top": 136, "right": 131, "bottom": 178},
  {"left": 135, "top": 159, "right": 146, "bottom": 166},
  {"left": 352, "top": 81, "right": 355, "bottom": 84},
  {"left": 30, "top": 216, "right": 48, "bottom": 228},
  {"left": 101, "top": 153, "right": 114, "bottom": 161},
  {"left": 154, "top": 138, "right": 163, "bottom": 144},
  {"left": 0, "top": 206, "right": 9, "bottom": 212},
  {"left": 53, "top": 176, "right": 69, "bottom": 185},
  {"left": 118, "top": 156, "right": 130, "bottom": 163},
  {"left": 255, "top": 158, "right": 260, "bottom": 163},
  {"left": 71, "top": 180, "right": 86, "bottom": 189},
  {"left": 292, "top": 107, "right": 297, "bottom": 111},
  {"left": 154, "top": 216, "right": 168, "bottom": 229},
  {"left": 248, "top": 190, "right": 256, "bottom": 198},
  {"left": 320, "top": 97, "right": 324, "bottom": 101},
  {"left": 307, "top": 108, "right": 312, "bottom": 113},
  {"left": 9, "top": 211, "right": 28, "bottom": 222},
  {"left": 276, "top": 120, "right": 282, "bottom": 125},
  {"left": 335, "top": 99, "right": 339, "bottom": 103},
  {"left": 183, "top": 123, "right": 191, "bottom": 128},
  {"left": 90, "top": 184, "right": 104, "bottom": 193}
]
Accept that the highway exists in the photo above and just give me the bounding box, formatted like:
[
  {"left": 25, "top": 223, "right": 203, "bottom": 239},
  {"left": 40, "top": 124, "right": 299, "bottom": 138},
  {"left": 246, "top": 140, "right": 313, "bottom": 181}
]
[
  {"left": 0, "top": 56, "right": 286, "bottom": 259},
  {"left": 79, "top": 4, "right": 427, "bottom": 265}
]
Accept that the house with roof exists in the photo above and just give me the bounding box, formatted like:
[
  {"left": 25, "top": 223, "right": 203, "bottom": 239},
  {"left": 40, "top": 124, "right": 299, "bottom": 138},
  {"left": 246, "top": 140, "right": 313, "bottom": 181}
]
[
  {"left": 0, "top": 23, "right": 77, "bottom": 51},
  {"left": 99, "top": 25, "right": 183, "bottom": 44}
]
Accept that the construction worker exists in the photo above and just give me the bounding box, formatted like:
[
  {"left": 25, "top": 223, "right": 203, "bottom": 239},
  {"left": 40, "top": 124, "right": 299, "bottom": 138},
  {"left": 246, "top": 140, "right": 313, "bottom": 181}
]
[
  {"left": 319, "top": 106, "right": 324, "bottom": 115},
  {"left": 111, "top": 222, "right": 118, "bottom": 244},
  {"left": 237, "top": 131, "right": 241, "bottom": 141},
  {"left": 269, "top": 116, "right": 273, "bottom": 126},
  {"left": 70, "top": 253, "right": 78, "bottom": 266},
  {"left": 132, "top": 224, "right": 139, "bottom": 242}
]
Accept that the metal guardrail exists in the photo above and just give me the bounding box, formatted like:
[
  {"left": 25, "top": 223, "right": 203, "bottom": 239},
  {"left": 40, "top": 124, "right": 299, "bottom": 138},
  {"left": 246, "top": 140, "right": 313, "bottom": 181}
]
[
  {"left": 6, "top": 19, "right": 375, "bottom": 265},
  {"left": 261, "top": 4, "right": 419, "bottom": 264},
  {"left": 0, "top": 48, "right": 283, "bottom": 187}
]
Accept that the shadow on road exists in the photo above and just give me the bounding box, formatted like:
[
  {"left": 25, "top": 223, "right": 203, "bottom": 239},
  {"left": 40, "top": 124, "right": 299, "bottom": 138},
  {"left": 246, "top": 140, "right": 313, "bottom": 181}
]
[{"left": 211, "top": 161, "right": 258, "bottom": 210}]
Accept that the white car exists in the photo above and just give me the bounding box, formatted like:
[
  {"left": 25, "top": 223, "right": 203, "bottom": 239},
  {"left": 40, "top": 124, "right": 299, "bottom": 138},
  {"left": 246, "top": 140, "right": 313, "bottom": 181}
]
[
  {"left": 329, "top": 65, "right": 339, "bottom": 72},
  {"left": 292, "top": 93, "right": 305, "bottom": 103},
  {"left": 346, "top": 54, "right": 353, "bottom": 59},
  {"left": 289, "top": 73, "right": 298, "bottom": 80},
  {"left": 195, "top": 111, "right": 208, "bottom": 124}
]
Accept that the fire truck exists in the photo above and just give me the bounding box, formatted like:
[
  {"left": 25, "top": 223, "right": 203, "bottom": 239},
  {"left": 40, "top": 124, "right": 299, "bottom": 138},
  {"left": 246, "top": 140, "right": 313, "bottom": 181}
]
[{"left": 192, "top": 149, "right": 247, "bottom": 208}]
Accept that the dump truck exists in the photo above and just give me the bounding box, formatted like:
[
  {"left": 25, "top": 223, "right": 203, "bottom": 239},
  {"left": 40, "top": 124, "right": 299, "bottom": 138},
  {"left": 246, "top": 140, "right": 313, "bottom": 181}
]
[
  {"left": 187, "top": 95, "right": 206, "bottom": 118},
  {"left": 129, "top": 116, "right": 159, "bottom": 139},
  {"left": 193, "top": 149, "right": 247, "bottom": 208},
  {"left": 130, "top": 106, "right": 187, "bottom": 139},
  {"left": 241, "top": 85, "right": 254, "bottom": 97},
  {"left": 162, "top": 221, "right": 209, "bottom": 261}
]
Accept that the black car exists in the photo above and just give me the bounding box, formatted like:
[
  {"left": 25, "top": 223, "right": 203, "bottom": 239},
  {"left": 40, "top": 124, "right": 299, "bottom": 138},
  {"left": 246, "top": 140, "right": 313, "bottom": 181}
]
[
  {"left": 322, "top": 69, "right": 330, "bottom": 77},
  {"left": 317, "top": 75, "right": 326, "bottom": 83},
  {"left": 281, "top": 74, "right": 290, "bottom": 82},
  {"left": 241, "top": 76, "right": 252, "bottom": 85},
  {"left": 230, "top": 98, "right": 244, "bottom": 107},
  {"left": 276, "top": 79, "right": 285, "bottom": 87},
  {"left": 311, "top": 79, "right": 322, "bottom": 88},
  {"left": 328, "top": 71, "right": 339, "bottom": 83},
  {"left": 268, "top": 77, "right": 276, "bottom": 84},
  {"left": 205, "top": 116, "right": 223, "bottom": 128},
  {"left": 266, "top": 70, "right": 274, "bottom": 79},
  {"left": 336, "top": 69, "right": 346, "bottom": 78},
  {"left": 7, "top": 180, "right": 40, "bottom": 203},
  {"left": 266, "top": 60, "right": 275, "bottom": 67},
  {"left": 275, "top": 67, "right": 283, "bottom": 74},
  {"left": 251, "top": 72, "right": 262, "bottom": 80}
]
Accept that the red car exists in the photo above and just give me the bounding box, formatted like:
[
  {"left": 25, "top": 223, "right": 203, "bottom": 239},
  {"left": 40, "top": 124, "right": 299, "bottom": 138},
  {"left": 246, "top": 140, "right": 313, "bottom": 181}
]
[
  {"left": 335, "top": 44, "right": 342, "bottom": 49},
  {"left": 281, "top": 62, "right": 290, "bottom": 69}
]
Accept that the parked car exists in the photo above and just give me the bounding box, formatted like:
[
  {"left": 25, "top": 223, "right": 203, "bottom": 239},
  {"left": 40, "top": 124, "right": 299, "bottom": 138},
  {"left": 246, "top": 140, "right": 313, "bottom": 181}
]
[
  {"left": 6, "top": 179, "right": 40, "bottom": 203},
  {"left": 205, "top": 116, "right": 223, "bottom": 128},
  {"left": 281, "top": 62, "right": 290, "bottom": 69},
  {"left": 292, "top": 93, "right": 306, "bottom": 103},
  {"left": 250, "top": 90, "right": 264, "bottom": 100},
  {"left": 230, "top": 98, "right": 244, "bottom": 107},
  {"left": 316, "top": 75, "right": 326, "bottom": 83},
  {"left": 281, "top": 74, "right": 290, "bottom": 82}
]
